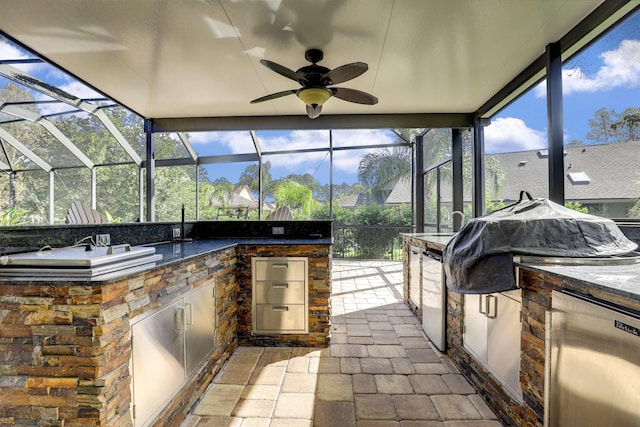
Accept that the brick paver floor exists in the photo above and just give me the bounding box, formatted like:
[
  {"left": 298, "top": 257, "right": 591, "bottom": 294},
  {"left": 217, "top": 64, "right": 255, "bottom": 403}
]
[{"left": 181, "top": 260, "right": 503, "bottom": 426}]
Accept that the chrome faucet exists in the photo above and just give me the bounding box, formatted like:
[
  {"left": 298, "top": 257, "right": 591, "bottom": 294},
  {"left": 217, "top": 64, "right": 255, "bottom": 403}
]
[{"left": 452, "top": 211, "right": 465, "bottom": 230}]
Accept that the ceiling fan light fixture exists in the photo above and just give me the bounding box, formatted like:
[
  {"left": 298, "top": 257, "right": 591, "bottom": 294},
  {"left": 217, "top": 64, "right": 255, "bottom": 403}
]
[{"left": 297, "top": 87, "right": 331, "bottom": 106}]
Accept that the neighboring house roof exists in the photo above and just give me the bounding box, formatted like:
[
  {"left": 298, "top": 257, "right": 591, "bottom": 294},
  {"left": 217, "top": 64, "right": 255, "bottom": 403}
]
[
  {"left": 490, "top": 141, "right": 640, "bottom": 202},
  {"left": 209, "top": 185, "right": 274, "bottom": 211},
  {"left": 384, "top": 141, "right": 640, "bottom": 205},
  {"left": 385, "top": 176, "right": 412, "bottom": 205},
  {"left": 338, "top": 192, "right": 385, "bottom": 208}
]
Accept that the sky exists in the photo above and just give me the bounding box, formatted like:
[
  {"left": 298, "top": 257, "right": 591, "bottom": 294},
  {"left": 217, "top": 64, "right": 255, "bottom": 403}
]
[{"left": 1, "top": 10, "right": 639, "bottom": 186}]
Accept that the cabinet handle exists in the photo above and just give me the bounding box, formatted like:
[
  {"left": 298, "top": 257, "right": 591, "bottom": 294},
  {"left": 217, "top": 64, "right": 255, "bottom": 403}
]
[
  {"left": 486, "top": 295, "right": 498, "bottom": 319},
  {"left": 273, "top": 306, "right": 289, "bottom": 312},
  {"left": 479, "top": 295, "right": 487, "bottom": 315},
  {"left": 185, "top": 303, "right": 193, "bottom": 326},
  {"left": 272, "top": 283, "right": 289, "bottom": 289},
  {"left": 176, "top": 307, "right": 186, "bottom": 331},
  {"left": 272, "top": 263, "right": 289, "bottom": 268}
]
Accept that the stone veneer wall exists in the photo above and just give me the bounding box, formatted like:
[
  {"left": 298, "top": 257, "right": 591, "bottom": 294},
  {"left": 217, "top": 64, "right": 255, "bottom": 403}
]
[
  {"left": 235, "top": 244, "right": 331, "bottom": 347},
  {"left": 0, "top": 247, "right": 237, "bottom": 427}
]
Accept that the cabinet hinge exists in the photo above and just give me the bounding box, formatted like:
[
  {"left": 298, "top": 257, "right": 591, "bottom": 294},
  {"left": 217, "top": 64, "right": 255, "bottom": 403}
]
[{"left": 132, "top": 404, "right": 136, "bottom": 419}]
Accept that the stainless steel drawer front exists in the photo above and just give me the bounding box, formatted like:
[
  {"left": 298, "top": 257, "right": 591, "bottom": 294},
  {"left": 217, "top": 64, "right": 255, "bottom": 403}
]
[
  {"left": 254, "top": 259, "right": 306, "bottom": 282},
  {"left": 254, "top": 281, "right": 305, "bottom": 304},
  {"left": 252, "top": 257, "right": 308, "bottom": 334},
  {"left": 255, "top": 304, "right": 306, "bottom": 332}
]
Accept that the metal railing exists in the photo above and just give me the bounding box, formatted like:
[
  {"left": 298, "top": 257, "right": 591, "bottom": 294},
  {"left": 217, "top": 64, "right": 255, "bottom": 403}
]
[{"left": 332, "top": 225, "right": 413, "bottom": 260}]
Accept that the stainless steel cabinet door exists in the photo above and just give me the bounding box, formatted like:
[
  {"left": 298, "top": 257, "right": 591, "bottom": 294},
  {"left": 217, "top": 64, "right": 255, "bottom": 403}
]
[
  {"left": 409, "top": 246, "right": 421, "bottom": 308},
  {"left": 487, "top": 292, "right": 522, "bottom": 402},
  {"left": 131, "top": 299, "right": 185, "bottom": 427},
  {"left": 184, "top": 282, "right": 215, "bottom": 376},
  {"left": 463, "top": 293, "right": 488, "bottom": 363},
  {"left": 421, "top": 252, "right": 445, "bottom": 351}
]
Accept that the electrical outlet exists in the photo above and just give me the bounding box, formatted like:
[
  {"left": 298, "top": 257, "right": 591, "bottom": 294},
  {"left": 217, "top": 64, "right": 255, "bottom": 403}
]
[
  {"left": 96, "top": 234, "right": 110, "bottom": 246},
  {"left": 272, "top": 226, "right": 284, "bottom": 235},
  {"left": 172, "top": 227, "right": 181, "bottom": 238}
]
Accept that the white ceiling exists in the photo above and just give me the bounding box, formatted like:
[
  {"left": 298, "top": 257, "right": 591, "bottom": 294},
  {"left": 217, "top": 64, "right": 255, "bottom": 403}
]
[{"left": 0, "top": 0, "right": 619, "bottom": 121}]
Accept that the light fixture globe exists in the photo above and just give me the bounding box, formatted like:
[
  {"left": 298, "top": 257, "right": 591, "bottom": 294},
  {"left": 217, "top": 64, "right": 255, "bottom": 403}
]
[{"left": 297, "top": 87, "right": 332, "bottom": 106}]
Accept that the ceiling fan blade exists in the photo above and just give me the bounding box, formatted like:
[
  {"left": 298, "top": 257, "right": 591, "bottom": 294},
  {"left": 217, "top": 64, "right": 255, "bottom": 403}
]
[
  {"left": 322, "top": 62, "right": 368, "bottom": 85},
  {"left": 306, "top": 104, "right": 322, "bottom": 119},
  {"left": 331, "top": 87, "right": 378, "bottom": 105},
  {"left": 260, "top": 59, "right": 308, "bottom": 83},
  {"left": 250, "top": 89, "right": 297, "bottom": 104}
]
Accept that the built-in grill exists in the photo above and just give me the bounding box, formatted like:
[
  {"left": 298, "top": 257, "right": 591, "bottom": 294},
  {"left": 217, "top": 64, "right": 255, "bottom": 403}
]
[
  {"left": 0, "top": 244, "right": 162, "bottom": 279},
  {"left": 444, "top": 192, "right": 638, "bottom": 294}
]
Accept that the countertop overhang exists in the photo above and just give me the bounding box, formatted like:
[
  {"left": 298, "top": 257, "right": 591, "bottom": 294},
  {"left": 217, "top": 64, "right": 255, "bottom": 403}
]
[
  {"left": 402, "top": 232, "right": 640, "bottom": 308},
  {"left": 0, "top": 237, "right": 332, "bottom": 283}
]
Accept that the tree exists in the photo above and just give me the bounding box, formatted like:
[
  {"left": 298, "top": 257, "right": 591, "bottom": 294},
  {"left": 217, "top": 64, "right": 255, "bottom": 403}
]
[
  {"left": 272, "top": 180, "right": 318, "bottom": 218},
  {"left": 357, "top": 145, "right": 411, "bottom": 200},
  {"left": 612, "top": 107, "right": 640, "bottom": 141},
  {"left": 238, "top": 161, "right": 272, "bottom": 198},
  {"left": 586, "top": 108, "right": 617, "bottom": 144}
]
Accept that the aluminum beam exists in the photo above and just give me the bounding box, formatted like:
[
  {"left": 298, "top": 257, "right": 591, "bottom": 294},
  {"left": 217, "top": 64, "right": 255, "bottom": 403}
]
[
  {"left": 546, "top": 43, "right": 565, "bottom": 205},
  {"left": 0, "top": 127, "right": 52, "bottom": 172},
  {"left": 452, "top": 129, "right": 464, "bottom": 231},
  {"left": 144, "top": 119, "right": 155, "bottom": 222},
  {"left": 177, "top": 132, "right": 198, "bottom": 161},
  {"left": 39, "top": 119, "right": 95, "bottom": 169},
  {"left": 472, "top": 118, "right": 486, "bottom": 217},
  {"left": 0, "top": 64, "right": 142, "bottom": 165},
  {"left": 94, "top": 109, "right": 142, "bottom": 165},
  {"left": 151, "top": 113, "right": 474, "bottom": 133}
]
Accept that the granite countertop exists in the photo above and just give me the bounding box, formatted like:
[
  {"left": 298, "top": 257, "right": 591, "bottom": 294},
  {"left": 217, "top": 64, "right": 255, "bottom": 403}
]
[
  {"left": 0, "top": 237, "right": 332, "bottom": 283},
  {"left": 402, "top": 232, "right": 640, "bottom": 307},
  {"left": 147, "top": 237, "right": 332, "bottom": 266},
  {"left": 402, "top": 232, "right": 455, "bottom": 248},
  {"left": 517, "top": 261, "right": 640, "bottom": 307}
]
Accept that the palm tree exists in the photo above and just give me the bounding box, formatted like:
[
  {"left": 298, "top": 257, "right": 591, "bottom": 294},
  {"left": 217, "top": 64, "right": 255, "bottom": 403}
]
[
  {"left": 357, "top": 128, "right": 505, "bottom": 212},
  {"left": 357, "top": 145, "right": 411, "bottom": 201}
]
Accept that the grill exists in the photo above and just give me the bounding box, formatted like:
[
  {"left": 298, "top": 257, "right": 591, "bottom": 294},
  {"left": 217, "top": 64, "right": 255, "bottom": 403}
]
[{"left": 0, "top": 244, "right": 162, "bottom": 279}]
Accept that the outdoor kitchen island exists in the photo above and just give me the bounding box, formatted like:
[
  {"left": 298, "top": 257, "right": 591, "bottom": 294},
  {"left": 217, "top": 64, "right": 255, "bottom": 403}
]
[
  {"left": 0, "top": 223, "right": 332, "bottom": 427},
  {"left": 403, "top": 232, "right": 640, "bottom": 427}
]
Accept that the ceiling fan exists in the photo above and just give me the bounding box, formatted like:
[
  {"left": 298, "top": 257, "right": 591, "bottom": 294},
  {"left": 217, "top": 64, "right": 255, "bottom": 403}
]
[{"left": 250, "top": 48, "right": 378, "bottom": 119}]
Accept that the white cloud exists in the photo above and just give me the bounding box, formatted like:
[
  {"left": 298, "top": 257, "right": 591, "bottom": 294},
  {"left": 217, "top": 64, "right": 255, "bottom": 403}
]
[
  {"left": 484, "top": 117, "right": 546, "bottom": 153},
  {"left": 535, "top": 39, "right": 640, "bottom": 97}
]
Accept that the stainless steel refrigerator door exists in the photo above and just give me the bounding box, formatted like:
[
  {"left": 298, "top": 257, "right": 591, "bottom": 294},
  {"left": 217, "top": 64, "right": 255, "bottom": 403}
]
[
  {"left": 131, "top": 299, "right": 185, "bottom": 427},
  {"left": 184, "top": 283, "right": 215, "bottom": 376},
  {"left": 547, "top": 291, "right": 640, "bottom": 427},
  {"left": 421, "top": 251, "right": 446, "bottom": 351}
]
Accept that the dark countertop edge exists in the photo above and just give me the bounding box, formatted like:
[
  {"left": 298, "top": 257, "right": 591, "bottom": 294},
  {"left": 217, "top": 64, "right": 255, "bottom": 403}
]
[{"left": 0, "top": 238, "right": 332, "bottom": 284}]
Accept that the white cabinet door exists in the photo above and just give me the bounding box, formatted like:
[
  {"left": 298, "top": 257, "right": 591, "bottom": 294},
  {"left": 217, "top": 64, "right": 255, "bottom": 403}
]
[
  {"left": 463, "top": 293, "right": 488, "bottom": 363},
  {"left": 487, "top": 292, "right": 523, "bottom": 402}
]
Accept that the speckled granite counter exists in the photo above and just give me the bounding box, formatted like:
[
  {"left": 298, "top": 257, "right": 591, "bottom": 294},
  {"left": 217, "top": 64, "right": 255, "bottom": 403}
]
[
  {"left": 517, "top": 261, "right": 640, "bottom": 311},
  {"left": 402, "top": 232, "right": 640, "bottom": 307},
  {"left": 401, "top": 232, "right": 454, "bottom": 249},
  {"left": 147, "top": 237, "right": 331, "bottom": 267}
]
